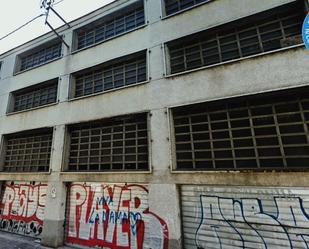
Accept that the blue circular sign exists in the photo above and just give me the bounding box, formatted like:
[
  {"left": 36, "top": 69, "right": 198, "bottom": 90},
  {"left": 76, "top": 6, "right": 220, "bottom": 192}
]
[{"left": 302, "top": 13, "right": 309, "bottom": 50}]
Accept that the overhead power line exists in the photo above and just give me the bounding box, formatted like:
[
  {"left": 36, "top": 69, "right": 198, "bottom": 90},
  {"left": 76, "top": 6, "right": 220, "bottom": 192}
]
[
  {"left": 0, "top": 14, "right": 45, "bottom": 42},
  {"left": 41, "top": 0, "right": 70, "bottom": 48},
  {"left": 53, "top": 0, "right": 64, "bottom": 6},
  {"left": 0, "top": 0, "right": 66, "bottom": 44}
]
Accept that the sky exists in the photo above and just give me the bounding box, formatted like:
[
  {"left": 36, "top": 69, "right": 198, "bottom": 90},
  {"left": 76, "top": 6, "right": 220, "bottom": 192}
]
[{"left": 0, "top": 0, "right": 115, "bottom": 54}]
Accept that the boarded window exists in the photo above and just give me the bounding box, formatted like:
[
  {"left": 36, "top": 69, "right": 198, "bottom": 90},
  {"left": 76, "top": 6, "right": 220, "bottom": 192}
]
[
  {"left": 19, "top": 42, "right": 62, "bottom": 72},
  {"left": 12, "top": 79, "right": 58, "bottom": 112},
  {"left": 73, "top": 51, "right": 147, "bottom": 98},
  {"left": 76, "top": 3, "right": 144, "bottom": 50},
  {"left": 3, "top": 129, "right": 53, "bottom": 172},
  {"left": 172, "top": 87, "right": 309, "bottom": 171},
  {"left": 165, "top": 0, "right": 210, "bottom": 16},
  {"left": 67, "top": 113, "right": 149, "bottom": 171},
  {"left": 167, "top": 2, "right": 304, "bottom": 74}
]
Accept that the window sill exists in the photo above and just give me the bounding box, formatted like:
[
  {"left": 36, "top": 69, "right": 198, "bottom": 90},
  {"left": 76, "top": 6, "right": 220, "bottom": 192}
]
[
  {"left": 71, "top": 24, "right": 147, "bottom": 55},
  {"left": 68, "top": 80, "right": 149, "bottom": 102},
  {"left": 60, "top": 170, "right": 152, "bottom": 175},
  {"left": 162, "top": 0, "right": 214, "bottom": 20},
  {"left": 6, "top": 101, "right": 59, "bottom": 116},
  {"left": 165, "top": 43, "right": 305, "bottom": 78},
  {"left": 13, "top": 56, "right": 63, "bottom": 76},
  {"left": 170, "top": 169, "right": 309, "bottom": 173},
  {"left": 0, "top": 171, "right": 51, "bottom": 175}
]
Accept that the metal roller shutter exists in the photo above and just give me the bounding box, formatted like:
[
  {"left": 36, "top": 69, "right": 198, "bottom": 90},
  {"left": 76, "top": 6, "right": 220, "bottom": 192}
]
[
  {"left": 65, "top": 182, "right": 169, "bottom": 249},
  {"left": 181, "top": 185, "right": 309, "bottom": 249},
  {"left": 0, "top": 181, "right": 47, "bottom": 238}
]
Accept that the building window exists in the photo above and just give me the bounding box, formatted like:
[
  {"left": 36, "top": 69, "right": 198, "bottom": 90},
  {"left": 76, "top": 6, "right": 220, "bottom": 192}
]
[
  {"left": 10, "top": 79, "right": 58, "bottom": 113},
  {"left": 164, "top": 0, "right": 210, "bottom": 16},
  {"left": 67, "top": 113, "right": 148, "bottom": 172},
  {"left": 18, "top": 42, "right": 62, "bottom": 72},
  {"left": 72, "top": 51, "right": 147, "bottom": 98},
  {"left": 75, "top": 1, "right": 145, "bottom": 50},
  {"left": 172, "top": 87, "right": 309, "bottom": 171},
  {"left": 1, "top": 129, "right": 53, "bottom": 172},
  {"left": 167, "top": 1, "right": 304, "bottom": 74}
]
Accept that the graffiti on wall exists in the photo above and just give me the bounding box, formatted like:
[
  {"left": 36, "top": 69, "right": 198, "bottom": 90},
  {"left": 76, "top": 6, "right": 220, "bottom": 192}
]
[
  {"left": 195, "top": 195, "right": 309, "bottom": 249},
  {"left": 0, "top": 182, "right": 47, "bottom": 237},
  {"left": 66, "top": 183, "right": 169, "bottom": 249}
]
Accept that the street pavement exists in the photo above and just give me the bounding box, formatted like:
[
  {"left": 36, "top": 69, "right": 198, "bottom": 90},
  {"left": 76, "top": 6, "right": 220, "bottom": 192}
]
[{"left": 0, "top": 232, "right": 73, "bottom": 249}]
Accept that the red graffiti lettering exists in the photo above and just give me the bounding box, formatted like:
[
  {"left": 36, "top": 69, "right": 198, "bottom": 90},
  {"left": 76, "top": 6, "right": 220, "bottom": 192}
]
[
  {"left": 66, "top": 183, "right": 168, "bottom": 249},
  {"left": 0, "top": 182, "right": 47, "bottom": 226}
]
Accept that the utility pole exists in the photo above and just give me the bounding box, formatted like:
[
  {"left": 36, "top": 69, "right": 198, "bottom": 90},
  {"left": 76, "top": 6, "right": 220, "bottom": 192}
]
[{"left": 40, "top": 0, "right": 70, "bottom": 48}]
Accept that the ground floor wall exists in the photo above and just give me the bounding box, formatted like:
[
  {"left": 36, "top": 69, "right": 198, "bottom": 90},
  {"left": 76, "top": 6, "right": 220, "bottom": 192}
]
[
  {"left": 37, "top": 179, "right": 181, "bottom": 249},
  {"left": 1, "top": 178, "right": 309, "bottom": 249},
  {"left": 181, "top": 185, "right": 309, "bottom": 249},
  {"left": 0, "top": 181, "right": 46, "bottom": 238},
  {"left": 65, "top": 182, "right": 169, "bottom": 249}
]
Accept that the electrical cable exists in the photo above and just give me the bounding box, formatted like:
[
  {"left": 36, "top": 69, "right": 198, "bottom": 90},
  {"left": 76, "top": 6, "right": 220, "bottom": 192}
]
[
  {"left": 0, "top": 14, "right": 45, "bottom": 42},
  {"left": 53, "top": 0, "right": 64, "bottom": 6}
]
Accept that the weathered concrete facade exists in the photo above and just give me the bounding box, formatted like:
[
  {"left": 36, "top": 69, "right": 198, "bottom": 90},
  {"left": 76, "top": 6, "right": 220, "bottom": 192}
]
[{"left": 0, "top": 0, "right": 308, "bottom": 248}]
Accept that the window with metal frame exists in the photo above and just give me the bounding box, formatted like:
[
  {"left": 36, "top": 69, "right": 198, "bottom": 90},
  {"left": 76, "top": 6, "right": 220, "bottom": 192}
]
[
  {"left": 167, "top": 2, "right": 304, "bottom": 74},
  {"left": 164, "top": 0, "right": 210, "bottom": 16},
  {"left": 76, "top": 3, "right": 145, "bottom": 50},
  {"left": 12, "top": 79, "right": 58, "bottom": 113},
  {"left": 2, "top": 129, "right": 53, "bottom": 172},
  {"left": 19, "top": 42, "right": 62, "bottom": 72},
  {"left": 67, "top": 113, "right": 149, "bottom": 172},
  {"left": 73, "top": 52, "right": 147, "bottom": 98},
  {"left": 172, "top": 87, "right": 309, "bottom": 171}
]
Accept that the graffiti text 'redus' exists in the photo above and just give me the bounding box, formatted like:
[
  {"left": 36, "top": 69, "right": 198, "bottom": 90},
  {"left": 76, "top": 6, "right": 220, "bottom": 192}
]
[
  {"left": 66, "top": 183, "right": 169, "bottom": 249},
  {"left": 0, "top": 182, "right": 47, "bottom": 237},
  {"left": 196, "top": 195, "right": 309, "bottom": 249}
]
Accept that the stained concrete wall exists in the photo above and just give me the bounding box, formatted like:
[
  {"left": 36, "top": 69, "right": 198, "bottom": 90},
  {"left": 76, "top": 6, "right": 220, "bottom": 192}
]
[{"left": 0, "top": 0, "right": 307, "bottom": 248}]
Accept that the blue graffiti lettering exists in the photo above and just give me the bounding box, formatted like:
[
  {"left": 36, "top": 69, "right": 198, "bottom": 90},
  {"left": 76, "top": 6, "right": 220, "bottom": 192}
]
[
  {"left": 195, "top": 196, "right": 309, "bottom": 249},
  {"left": 88, "top": 209, "right": 142, "bottom": 227}
]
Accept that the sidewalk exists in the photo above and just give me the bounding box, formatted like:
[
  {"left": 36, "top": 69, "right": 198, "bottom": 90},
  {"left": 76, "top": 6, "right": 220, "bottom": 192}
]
[{"left": 0, "top": 232, "right": 73, "bottom": 249}]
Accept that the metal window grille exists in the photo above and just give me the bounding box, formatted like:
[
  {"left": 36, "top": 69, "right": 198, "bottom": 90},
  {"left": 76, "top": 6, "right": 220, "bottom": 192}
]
[
  {"left": 168, "top": 2, "right": 303, "bottom": 74},
  {"left": 20, "top": 43, "right": 62, "bottom": 72},
  {"left": 77, "top": 7, "right": 145, "bottom": 50},
  {"left": 172, "top": 88, "right": 309, "bottom": 171},
  {"left": 68, "top": 113, "right": 149, "bottom": 171},
  {"left": 74, "top": 52, "right": 147, "bottom": 98},
  {"left": 165, "top": 0, "right": 210, "bottom": 16},
  {"left": 13, "top": 80, "right": 58, "bottom": 112},
  {"left": 3, "top": 130, "right": 53, "bottom": 172}
]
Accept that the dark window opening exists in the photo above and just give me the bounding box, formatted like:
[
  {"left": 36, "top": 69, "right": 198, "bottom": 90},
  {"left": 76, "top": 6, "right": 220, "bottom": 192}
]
[
  {"left": 73, "top": 51, "right": 147, "bottom": 98},
  {"left": 67, "top": 113, "right": 149, "bottom": 171},
  {"left": 19, "top": 42, "right": 62, "bottom": 72},
  {"left": 165, "top": 0, "right": 210, "bottom": 16},
  {"left": 167, "top": 2, "right": 304, "bottom": 74},
  {"left": 2, "top": 129, "right": 53, "bottom": 172},
  {"left": 173, "top": 87, "right": 309, "bottom": 171},
  {"left": 12, "top": 79, "right": 58, "bottom": 112},
  {"left": 76, "top": 2, "right": 145, "bottom": 50}
]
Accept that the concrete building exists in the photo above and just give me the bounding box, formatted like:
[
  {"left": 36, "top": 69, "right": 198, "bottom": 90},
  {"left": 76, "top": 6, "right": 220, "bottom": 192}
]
[{"left": 0, "top": 0, "right": 308, "bottom": 248}]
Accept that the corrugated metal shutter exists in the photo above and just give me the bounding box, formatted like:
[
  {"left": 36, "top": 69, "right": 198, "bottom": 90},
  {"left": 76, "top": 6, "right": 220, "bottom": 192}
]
[
  {"left": 181, "top": 185, "right": 309, "bottom": 249},
  {"left": 0, "top": 181, "right": 47, "bottom": 238},
  {"left": 65, "top": 182, "right": 169, "bottom": 249}
]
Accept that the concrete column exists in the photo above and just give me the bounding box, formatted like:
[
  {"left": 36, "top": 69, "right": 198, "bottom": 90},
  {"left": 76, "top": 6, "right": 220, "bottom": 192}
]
[
  {"left": 148, "top": 45, "right": 165, "bottom": 82},
  {"left": 58, "top": 29, "right": 73, "bottom": 103},
  {"left": 145, "top": 0, "right": 162, "bottom": 24},
  {"left": 149, "top": 109, "right": 182, "bottom": 248},
  {"left": 149, "top": 108, "right": 172, "bottom": 177},
  {"left": 148, "top": 184, "right": 182, "bottom": 249},
  {"left": 41, "top": 125, "right": 67, "bottom": 248}
]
